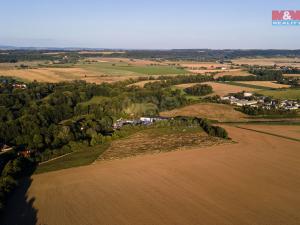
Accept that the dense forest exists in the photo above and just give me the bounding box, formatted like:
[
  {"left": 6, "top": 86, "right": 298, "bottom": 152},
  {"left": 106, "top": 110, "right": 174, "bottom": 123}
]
[
  {"left": 0, "top": 50, "right": 80, "bottom": 63},
  {"left": 1, "top": 49, "right": 300, "bottom": 62},
  {"left": 217, "top": 69, "right": 284, "bottom": 82},
  {"left": 184, "top": 84, "right": 213, "bottom": 96},
  {"left": 0, "top": 77, "right": 190, "bottom": 154},
  {"left": 237, "top": 105, "right": 298, "bottom": 116}
]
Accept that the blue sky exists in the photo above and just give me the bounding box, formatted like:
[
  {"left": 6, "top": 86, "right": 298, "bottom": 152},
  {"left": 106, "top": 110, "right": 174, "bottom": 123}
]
[{"left": 0, "top": 0, "right": 299, "bottom": 49}]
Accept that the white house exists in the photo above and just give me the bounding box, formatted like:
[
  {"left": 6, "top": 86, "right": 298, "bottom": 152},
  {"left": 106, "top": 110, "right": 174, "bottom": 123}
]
[{"left": 243, "top": 92, "right": 253, "bottom": 97}]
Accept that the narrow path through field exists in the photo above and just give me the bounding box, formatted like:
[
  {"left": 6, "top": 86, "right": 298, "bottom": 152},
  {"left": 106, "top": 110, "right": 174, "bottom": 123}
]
[{"left": 38, "top": 153, "right": 73, "bottom": 165}]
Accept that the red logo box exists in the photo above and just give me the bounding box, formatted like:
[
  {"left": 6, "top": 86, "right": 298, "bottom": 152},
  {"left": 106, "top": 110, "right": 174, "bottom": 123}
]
[{"left": 272, "top": 10, "right": 300, "bottom": 20}]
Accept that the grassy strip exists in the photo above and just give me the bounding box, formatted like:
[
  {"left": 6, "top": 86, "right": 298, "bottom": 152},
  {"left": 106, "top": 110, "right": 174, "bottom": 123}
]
[
  {"left": 221, "top": 120, "right": 300, "bottom": 126},
  {"left": 80, "top": 63, "right": 189, "bottom": 76},
  {"left": 256, "top": 89, "right": 300, "bottom": 100},
  {"left": 235, "top": 126, "right": 300, "bottom": 142},
  {"left": 243, "top": 113, "right": 300, "bottom": 119},
  {"left": 225, "top": 81, "right": 272, "bottom": 90},
  {"left": 35, "top": 143, "right": 110, "bottom": 174},
  {"left": 35, "top": 126, "right": 153, "bottom": 174}
]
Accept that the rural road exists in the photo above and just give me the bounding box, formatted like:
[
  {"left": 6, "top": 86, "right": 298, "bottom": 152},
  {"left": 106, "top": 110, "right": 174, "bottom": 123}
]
[{"left": 1, "top": 125, "right": 300, "bottom": 225}]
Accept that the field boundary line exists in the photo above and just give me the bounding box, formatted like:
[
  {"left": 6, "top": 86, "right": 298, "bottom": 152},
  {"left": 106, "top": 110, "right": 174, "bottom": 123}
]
[
  {"left": 224, "top": 81, "right": 271, "bottom": 90},
  {"left": 234, "top": 126, "right": 300, "bottom": 143},
  {"left": 39, "top": 152, "right": 73, "bottom": 165}
]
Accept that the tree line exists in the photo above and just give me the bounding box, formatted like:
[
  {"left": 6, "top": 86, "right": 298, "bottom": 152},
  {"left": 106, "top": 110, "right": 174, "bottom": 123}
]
[
  {"left": 237, "top": 105, "right": 298, "bottom": 116},
  {"left": 217, "top": 69, "right": 283, "bottom": 82},
  {"left": 184, "top": 84, "right": 213, "bottom": 96}
]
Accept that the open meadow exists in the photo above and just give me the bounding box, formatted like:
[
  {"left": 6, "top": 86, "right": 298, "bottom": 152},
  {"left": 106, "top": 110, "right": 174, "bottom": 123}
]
[
  {"left": 283, "top": 74, "right": 300, "bottom": 78},
  {"left": 232, "top": 57, "right": 300, "bottom": 67},
  {"left": 213, "top": 69, "right": 253, "bottom": 78},
  {"left": 237, "top": 81, "right": 290, "bottom": 89},
  {"left": 0, "top": 58, "right": 189, "bottom": 83},
  {"left": 160, "top": 103, "right": 248, "bottom": 122},
  {"left": 2, "top": 124, "right": 300, "bottom": 225},
  {"left": 127, "top": 80, "right": 160, "bottom": 88},
  {"left": 256, "top": 89, "right": 300, "bottom": 100},
  {"left": 175, "top": 82, "right": 258, "bottom": 96}
]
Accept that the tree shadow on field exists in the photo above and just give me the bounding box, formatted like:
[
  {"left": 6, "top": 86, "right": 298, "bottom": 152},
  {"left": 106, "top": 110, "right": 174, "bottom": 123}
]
[{"left": 0, "top": 177, "right": 38, "bottom": 225}]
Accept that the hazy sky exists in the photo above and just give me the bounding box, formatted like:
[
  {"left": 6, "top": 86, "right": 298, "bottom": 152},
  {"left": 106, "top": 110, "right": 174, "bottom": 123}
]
[{"left": 1, "top": 0, "right": 300, "bottom": 49}]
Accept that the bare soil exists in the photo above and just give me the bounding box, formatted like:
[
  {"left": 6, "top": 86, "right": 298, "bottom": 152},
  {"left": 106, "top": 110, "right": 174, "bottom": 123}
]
[
  {"left": 3, "top": 125, "right": 300, "bottom": 225},
  {"left": 236, "top": 124, "right": 300, "bottom": 140}
]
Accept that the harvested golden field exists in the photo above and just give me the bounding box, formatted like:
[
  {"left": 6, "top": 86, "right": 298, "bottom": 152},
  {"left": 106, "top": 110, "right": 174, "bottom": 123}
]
[
  {"left": 179, "top": 61, "right": 237, "bottom": 74},
  {"left": 79, "top": 51, "right": 126, "bottom": 55},
  {"left": 187, "top": 69, "right": 232, "bottom": 74},
  {"left": 0, "top": 67, "right": 136, "bottom": 83},
  {"left": 233, "top": 57, "right": 300, "bottom": 67},
  {"left": 160, "top": 103, "right": 248, "bottom": 122},
  {"left": 180, "top": 62, "right": 226, "bottom": 68},
  {"left": 85, "top": 57, "right": 167, "bottom": 66},
  {"left": 42, "top": 52, "right": 66, "bottom": 55},
  {"left": 175, "top": 82, "right": 257, "bottom": 96},
  {"left": 236, "top": 124, "right": 300, "bottom": 140},
  {"left": 238, "top": 81, "right": 290, "bottom": 88},
  {"left": 3, "top": 125, "right": 300, "bottom": 225},
  {"left": 99, "top": 128, "right": 227, "bottom": 161},
  {"left": 0, "top": 61, "right": 43, "bottom": 70},
  {"left": 0, "top": 68, "right": 81, "bottom": 82},
  {"left": 128, "top": 80, "right": 160, "bottom": 88},
  {"left": 204, "top": 82, "right": 258, "bottom": 96},
  {"left": 283, "top": 74, "right": 300, "bottom": 78},
  {"left": 214, "top": 69, "right": 253, "bottom": 78},
  {"left": 175, "top": 83, "right": 203, "bottom": 89}
]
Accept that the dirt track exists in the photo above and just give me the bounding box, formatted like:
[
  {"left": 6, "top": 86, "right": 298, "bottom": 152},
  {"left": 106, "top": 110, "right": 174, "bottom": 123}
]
[{"left": 2, "top": 125, "right": 300, "bottom": 225}]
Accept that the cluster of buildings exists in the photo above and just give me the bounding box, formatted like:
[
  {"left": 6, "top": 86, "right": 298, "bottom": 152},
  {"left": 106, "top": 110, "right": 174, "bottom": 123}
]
[
  {"left": 12, "top": 83, "right": 27, "bottom": 89},
  {"left": 0, "top": 144, "right": 13, "bottom": 154},
  {"left": 0, "top": 143, "right": 34, "bottom": 157},
  {"left": 221, "top": 92, "right": 300, "bottom": 110},
  {"left": 113, "top": 116, "right": 169, "bottom": 130},
  {"left": 279, "top": 100, "right": 300, "bottom": 110},
  {"left": 0, "top": 78, "right": 27, "bottom": 90},
  {"left": 221, "top": 92, "right": 258, "bottom": 107}
]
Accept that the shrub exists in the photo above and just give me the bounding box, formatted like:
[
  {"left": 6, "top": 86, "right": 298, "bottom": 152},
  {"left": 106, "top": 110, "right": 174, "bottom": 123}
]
[{"left": 184, "top": 84, "right": 213, "bottom": 96}]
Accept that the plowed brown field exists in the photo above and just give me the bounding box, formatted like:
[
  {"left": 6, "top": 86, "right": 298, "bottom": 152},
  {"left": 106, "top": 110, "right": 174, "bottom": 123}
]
[{"left": 2, "top": 125, "right": 300, "bottom": 225}]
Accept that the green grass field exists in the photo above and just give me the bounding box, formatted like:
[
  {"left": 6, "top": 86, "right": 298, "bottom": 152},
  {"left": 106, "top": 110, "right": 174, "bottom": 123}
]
[
  {"left": 35, "top": 143, "right": 110, "bottom": 174},
  {"left": 79, "top": 62, "right": 188, "bottom": 76},
  {"left": 257, "top": 89, "right": 300, "bottom": 100},
  {"left": 171, "top": 86, "right": 209, "bottom": 101},
  {"left": 78, "top": 96, "right": 109, "bottom": 106}
]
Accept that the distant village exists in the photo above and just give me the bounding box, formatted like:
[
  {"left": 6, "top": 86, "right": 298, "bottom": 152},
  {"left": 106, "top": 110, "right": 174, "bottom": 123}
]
[
  {"left": 113, "top": 116, "right": 169, "bottom": 130},
  {"left": 0, "top": 78, "right": 27, "bottom": 89},
  {"left": 221, "top": 92, "right": 300, "bottom": 110}
]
